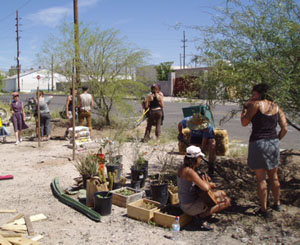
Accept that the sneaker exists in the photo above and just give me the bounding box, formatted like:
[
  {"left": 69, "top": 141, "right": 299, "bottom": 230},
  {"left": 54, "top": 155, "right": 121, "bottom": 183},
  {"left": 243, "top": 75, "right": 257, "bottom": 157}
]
[
  {"left": 15, "top": 140, "right": 20, "bottom": 145},
  {"left": 19, "top": 138, "right": 22, "bottom": 142}
]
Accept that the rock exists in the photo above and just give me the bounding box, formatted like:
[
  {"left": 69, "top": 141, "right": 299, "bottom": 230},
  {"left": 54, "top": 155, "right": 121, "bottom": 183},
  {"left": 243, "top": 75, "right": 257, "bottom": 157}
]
[{"left": 241, "top": 237, "right": 249, "bottom": 243}]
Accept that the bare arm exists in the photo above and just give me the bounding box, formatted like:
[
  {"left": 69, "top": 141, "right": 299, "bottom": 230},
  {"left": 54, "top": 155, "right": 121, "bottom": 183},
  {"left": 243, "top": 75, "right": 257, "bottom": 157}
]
[
  {"left": 10, "top": 103, "right": 14, "bottom": 114},
  {"left": 185, "top": 168, "right": 211, "bottom": 192},
  {"left": 241, "top": 102, "right": 259, "bottom": 126},
  {"left": 66, "top": 96, "right": 71, "bottom": 116},
  {"left": 178, "top": 122, "right": 183, "bottom": 134},
  {"left": 278, "top": 107, "right": 288, "bottom": 140}
]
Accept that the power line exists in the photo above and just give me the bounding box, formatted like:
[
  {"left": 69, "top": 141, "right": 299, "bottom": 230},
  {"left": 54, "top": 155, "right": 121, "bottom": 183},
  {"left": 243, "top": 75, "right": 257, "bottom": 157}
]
[{"left": 0, "top": 0, "right": 31, "bottom": 22}]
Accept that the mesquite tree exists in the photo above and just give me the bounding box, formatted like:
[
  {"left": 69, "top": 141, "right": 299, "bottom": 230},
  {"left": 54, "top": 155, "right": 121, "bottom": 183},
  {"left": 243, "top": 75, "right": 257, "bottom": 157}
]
[
  {"left": 38, "top": 23, "right": 149, "bottom": 125},
  {"left": 191, "top": 0, "right": 300, "bottom": 130}
]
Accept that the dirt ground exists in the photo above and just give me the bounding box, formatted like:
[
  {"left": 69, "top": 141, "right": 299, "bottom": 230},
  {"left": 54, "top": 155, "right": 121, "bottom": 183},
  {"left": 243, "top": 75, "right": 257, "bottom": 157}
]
[{"left": 0, "top": 119, "right": 300, "bottom": 245}]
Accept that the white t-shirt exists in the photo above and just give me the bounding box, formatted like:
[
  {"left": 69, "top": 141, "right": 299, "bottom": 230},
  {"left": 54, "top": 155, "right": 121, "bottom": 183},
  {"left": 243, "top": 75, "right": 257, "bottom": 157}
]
[{"left": 80, "top": 93, "right": 92, "bottom": 111}]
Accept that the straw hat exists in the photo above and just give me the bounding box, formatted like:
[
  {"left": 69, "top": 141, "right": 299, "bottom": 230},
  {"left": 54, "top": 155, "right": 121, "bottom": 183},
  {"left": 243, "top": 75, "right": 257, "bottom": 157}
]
[
  {"left": 186, "top": 113, "right": 210, "bottom": 130},
  {"left": 186, "top": 145, "right": 205, "bottom": 158}
]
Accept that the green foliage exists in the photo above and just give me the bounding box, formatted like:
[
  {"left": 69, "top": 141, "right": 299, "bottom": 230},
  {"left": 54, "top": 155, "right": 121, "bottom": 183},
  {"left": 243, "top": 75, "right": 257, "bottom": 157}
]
[
  {"left": 38, "top": 22, "right": 149, "bottom": 125},
  {"left": 74, "top": 153, "right": 98, "bottom": 176},
  {"left": 8, "top": 66, "right": 17, "bottom": 77},
  {"left": 192, "top": 0, "right": 300, "bottom": 127},
  {"left": 0, "top": 73, "right": 5, "bottom": 91},
  {"left": 155, "top": 62, "right": 174, "bottom": 81}
]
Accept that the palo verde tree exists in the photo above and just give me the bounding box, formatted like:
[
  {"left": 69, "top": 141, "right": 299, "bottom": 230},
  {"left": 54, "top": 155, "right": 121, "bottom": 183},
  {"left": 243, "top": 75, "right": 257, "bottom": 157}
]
[
  {"left": 38, "top": 23, "right": 149, "bottom": 125},
  {"left": 190, "top": 0, "right": 300, "bottom": 130},
  {"left": 155, "top": 61, "right": 174, "bottom": 81}
]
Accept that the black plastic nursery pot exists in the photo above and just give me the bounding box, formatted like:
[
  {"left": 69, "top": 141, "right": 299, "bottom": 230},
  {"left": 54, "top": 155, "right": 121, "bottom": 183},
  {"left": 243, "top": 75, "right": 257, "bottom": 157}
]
[
  {"left": 106, "top": 163, "right": 122, "bottom": 181},
  {"left": 112, "top": 181, "right": 123, "bottom": 190},
  {"left": 150, "top": 181, "right": 169, "bottom": 205},
  {"left": 82, "top": 174, "right": 91, "bottom": 189},
  {"left": 94, "top": 191, "right": 113, "bottom": 216}
]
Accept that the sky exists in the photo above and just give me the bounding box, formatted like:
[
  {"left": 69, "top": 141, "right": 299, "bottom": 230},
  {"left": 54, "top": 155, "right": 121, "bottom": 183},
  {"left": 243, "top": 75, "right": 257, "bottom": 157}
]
[{"left": 0, "top": 0, "right": 226, "bottom": 72}]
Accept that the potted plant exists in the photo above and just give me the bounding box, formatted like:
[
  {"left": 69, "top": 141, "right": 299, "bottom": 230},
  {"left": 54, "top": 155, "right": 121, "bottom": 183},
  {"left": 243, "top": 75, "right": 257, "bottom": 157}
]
[
  {"left": 130, "top": 139, "right": 149, "bottom": 188},
  {"left": 99, "top": 137, "right": 123, "bottom": 181},
  {"left": 150, "top": 149, "right": 179, "bottom": 205},
  {"left": 94, "top": 191, "right": 113, "bottom": 216},
  {"left": 74, "top": 153, "right": 99, "bottom": 188}
]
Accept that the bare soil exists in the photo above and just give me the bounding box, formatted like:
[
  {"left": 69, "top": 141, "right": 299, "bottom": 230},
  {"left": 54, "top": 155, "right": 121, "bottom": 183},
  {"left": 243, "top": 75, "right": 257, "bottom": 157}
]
[{"left": 0, "top": 119, "right": 300, "bottom": 245}]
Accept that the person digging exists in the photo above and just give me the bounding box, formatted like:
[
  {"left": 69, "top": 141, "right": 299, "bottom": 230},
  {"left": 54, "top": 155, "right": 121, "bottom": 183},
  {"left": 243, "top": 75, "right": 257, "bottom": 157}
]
[{"left": 178, "top": 113, "right": 216, "bottom": 177}]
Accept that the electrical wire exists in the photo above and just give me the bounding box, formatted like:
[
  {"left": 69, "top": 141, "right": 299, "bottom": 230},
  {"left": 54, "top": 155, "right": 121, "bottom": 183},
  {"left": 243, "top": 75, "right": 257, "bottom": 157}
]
[{"left": 0, "top": 0, "right": 32, "bottom": 22}]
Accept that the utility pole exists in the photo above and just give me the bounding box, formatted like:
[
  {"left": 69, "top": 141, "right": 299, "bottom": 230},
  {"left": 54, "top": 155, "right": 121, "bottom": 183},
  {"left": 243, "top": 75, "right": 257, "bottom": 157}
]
[
  {"left": 73, "top": 0, "right": 81, "bottom": 86},
  {"left": 16, "top": 11, "right": 21, "bottom": 92},
  {"left": 51, "top": 55, "right": 54, "bottom": 91},
  {"left": 180, "top": 53, "right": 182, "bottom": 69},
  {"left": 181, "top": 31, "right": 187, "bottom": 69}
]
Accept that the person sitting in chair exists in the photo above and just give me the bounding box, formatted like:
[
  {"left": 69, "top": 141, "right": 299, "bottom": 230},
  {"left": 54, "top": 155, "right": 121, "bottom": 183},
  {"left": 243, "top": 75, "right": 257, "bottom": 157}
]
[{"left": 178, "top": 113, "right": 216, "bottom": 176}]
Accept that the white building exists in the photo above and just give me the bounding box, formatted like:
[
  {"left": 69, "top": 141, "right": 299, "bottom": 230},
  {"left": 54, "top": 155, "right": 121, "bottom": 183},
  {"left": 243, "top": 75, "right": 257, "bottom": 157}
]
[{"left": 3, "top": 69, "right": 68, "bottom": 92}]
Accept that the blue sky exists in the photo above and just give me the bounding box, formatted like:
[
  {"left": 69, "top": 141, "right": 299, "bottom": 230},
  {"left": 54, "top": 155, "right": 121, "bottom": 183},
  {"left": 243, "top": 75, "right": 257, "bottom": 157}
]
[{"left": 0, "top": 0, "right": 225, "bottom": 71}]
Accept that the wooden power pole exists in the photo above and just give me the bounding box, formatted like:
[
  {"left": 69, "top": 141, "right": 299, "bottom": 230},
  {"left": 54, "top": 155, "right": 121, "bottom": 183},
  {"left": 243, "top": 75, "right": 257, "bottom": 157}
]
[
  {"left": 16, "top": 11, "right": 21, "bottom": 92},
  {"left": 73, "top": 0, "right": 81, "bottom": 86}
]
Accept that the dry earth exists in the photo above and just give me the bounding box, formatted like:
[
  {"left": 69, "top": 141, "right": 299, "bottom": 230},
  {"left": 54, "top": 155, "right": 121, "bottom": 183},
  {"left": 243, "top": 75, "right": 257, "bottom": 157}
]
[{"left": 1, "top": 120, "right": 300, "bottom": 245}]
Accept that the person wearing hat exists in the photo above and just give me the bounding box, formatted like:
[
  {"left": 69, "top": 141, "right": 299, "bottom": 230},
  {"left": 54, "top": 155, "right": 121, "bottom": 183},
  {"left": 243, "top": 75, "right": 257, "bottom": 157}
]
[
  {"left": 178, "top": 113, "right": 216, "bottom": 176},
  {"left": 177, "top": 145, "right": 230, "bottom": 227},
  {"left": 10, "top": 92, "right": 28, "bottom": 144}
]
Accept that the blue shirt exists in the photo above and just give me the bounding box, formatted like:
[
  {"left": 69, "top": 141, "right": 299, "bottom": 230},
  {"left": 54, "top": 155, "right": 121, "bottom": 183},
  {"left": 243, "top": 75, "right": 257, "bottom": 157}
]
[{"left": 181, "top": 116, "right": 214, "bottom": 139}]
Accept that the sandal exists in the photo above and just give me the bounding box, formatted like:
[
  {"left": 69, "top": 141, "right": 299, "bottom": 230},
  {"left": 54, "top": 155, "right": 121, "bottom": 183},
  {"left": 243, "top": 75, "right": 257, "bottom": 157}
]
[
  {"left": 194, "top": 217, "right": 214, "bottom": 231},
  {"left": 272, "top": 204, "right": 282, "bottom": 212},
  {"left": 255, "top": 209, "right": 272, "bottom": 219}
]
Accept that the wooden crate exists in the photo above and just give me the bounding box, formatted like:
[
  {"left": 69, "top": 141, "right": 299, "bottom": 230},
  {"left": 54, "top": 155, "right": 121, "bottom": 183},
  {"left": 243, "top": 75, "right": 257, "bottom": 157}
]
[
  {"left": 127, "top": 198, "right": 160, "bottom": 222},
  {"left": 110, "top": 187, "right": 143, "bottom": 208},
  {"left": 168, "top": 187, "right": 179, "bottom": 205},
  {"left": 153, "top": 205, "right": 192, "bottom": 228}
]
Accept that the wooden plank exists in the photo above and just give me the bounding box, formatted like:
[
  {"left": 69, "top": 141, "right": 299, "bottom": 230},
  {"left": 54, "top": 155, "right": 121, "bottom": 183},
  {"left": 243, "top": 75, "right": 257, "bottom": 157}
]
[
  {"left": 0, "top": 234, "right": 12, "bottom": 245},
  {"left": 31, "top": 235, "right": 43, "bottom": 242},
  {"left": 0, "top": 231, "right": 21, "bottom": 238},
  {"left": 6, "top": 214, "right": 24, "bottom": 225},
  {"left": 0, "top": 225, "right": 27, "bottom": 233},
  {"left": 6, "top": 214, "right": 47, "bottom": 226},
  {"left": 0, "top": 210, "right": 16, "bottom": 214},
  {"left": 6, "top": 237, "right": 40, "bottom": 245},
  {"left": 24, "top": 215, "right": 34, "bottom": 236}
]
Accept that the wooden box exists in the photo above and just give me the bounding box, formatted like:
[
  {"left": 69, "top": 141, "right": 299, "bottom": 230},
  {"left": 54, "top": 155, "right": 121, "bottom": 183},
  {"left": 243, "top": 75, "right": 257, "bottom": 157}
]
[
  {"left": 153, "top": 205, "right": 192, "bottom": 228},
  {"left": 168, "top": 186, "right": 179, "bottom": 205},
  {"left": 127, "top": 198, "right": 160, "bottom": 222},
  {"left": 110, "top": 187, "right": 143, "bottom": 208}
]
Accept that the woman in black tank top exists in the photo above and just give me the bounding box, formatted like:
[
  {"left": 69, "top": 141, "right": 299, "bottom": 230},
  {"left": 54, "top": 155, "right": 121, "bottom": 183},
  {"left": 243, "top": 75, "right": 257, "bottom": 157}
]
[
  {"left": 241, "top": 83, "right": 288, "bottom": 218},
  {"left": 142, "top": 84, "right": 164, "bottom": 142}
]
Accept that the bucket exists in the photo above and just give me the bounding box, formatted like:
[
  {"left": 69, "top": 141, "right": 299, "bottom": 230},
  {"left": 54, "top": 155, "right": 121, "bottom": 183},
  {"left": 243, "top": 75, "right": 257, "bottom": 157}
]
[
  {"left": 94, "top": 191, "right": 113, "bottom": 216},
  {"left": 150, "top": 181, "right": 169, "bottom": 205}
]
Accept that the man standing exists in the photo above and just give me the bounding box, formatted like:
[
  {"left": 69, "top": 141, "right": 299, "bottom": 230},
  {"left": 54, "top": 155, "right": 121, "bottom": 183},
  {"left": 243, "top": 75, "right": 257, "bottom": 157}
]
[
  {"left": 178, "top": 113, "right": 216, "bottom": 176},
  {"left": 79, "top": 86, "right": 94, "bottom": 132}
]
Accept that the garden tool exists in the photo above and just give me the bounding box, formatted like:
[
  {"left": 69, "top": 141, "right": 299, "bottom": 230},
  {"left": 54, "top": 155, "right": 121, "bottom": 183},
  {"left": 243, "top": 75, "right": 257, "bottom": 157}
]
[{"left": 134, "top": 108, "right": 149, "bottom": 127}]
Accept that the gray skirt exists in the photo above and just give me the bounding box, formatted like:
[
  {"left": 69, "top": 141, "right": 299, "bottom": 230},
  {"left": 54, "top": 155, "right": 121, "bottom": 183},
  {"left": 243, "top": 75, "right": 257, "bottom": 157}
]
[{"left": 248, "top": 138, "right": 280, "bottom": 170}]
